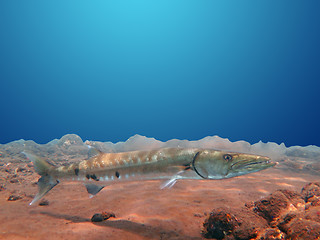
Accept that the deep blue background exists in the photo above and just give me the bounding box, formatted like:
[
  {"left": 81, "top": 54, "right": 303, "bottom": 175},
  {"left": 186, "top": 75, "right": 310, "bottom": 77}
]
[{"left": 0, "top": 1, "right": 319, "bottom": 146}]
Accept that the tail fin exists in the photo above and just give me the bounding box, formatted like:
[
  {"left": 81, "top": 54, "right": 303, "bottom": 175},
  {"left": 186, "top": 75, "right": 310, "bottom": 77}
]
[{"left": 23, "top": 152, "right": 59, "bottom": 205}]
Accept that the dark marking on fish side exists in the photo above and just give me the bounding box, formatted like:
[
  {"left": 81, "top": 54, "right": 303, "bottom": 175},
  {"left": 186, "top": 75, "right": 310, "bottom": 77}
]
[
  {"left": 74, "top": 168, "right": 79, "bottom": 176},
  {"left": 115, "top": 171, "right": 120, "bottom": 178},
  {"left": 182, "top": 163, "right": 191, "bottom": 170},
  {"left": 91, "top": 174, "right": 99, "bottom": 181}
]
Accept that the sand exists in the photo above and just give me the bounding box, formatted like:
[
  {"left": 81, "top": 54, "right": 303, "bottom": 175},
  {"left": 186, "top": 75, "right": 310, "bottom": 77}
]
[{"left": 0, "top": 154, "right": 319, "bottom": 240}]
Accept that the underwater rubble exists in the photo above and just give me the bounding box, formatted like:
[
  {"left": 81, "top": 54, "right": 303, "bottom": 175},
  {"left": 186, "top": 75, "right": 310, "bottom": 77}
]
[
  {"left": 91, "top": 211, "right": 116, "bottom": 222},
  {"left": 202, "top": 182, "right": 320, "bottom": 240}
]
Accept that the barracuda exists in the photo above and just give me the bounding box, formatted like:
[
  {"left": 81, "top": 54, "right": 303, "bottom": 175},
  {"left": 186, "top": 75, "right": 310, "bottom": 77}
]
[{"left": 23, "top": 148, "right": 276, "bottom": 205}]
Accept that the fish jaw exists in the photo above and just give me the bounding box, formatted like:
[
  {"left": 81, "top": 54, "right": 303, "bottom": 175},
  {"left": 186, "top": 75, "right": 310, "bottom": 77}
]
[{"left": 226, "top": 155, "right": 276, "bottom": 178}]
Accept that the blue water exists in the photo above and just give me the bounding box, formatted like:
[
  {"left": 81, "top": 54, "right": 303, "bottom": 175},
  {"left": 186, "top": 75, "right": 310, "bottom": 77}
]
[{"left": 0, "top": 0, "right": 319, "bottom": 146}]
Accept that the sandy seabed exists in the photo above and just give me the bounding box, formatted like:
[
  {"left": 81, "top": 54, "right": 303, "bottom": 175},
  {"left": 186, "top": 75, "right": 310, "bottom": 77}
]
[{"left": 1, "top": 154, "right": 319, "bottom": 240}]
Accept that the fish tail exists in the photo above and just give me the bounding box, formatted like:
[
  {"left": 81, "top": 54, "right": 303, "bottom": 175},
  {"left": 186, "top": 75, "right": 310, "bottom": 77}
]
[{"left": 23, "top": 152, "right": 59, "bottom": 205}]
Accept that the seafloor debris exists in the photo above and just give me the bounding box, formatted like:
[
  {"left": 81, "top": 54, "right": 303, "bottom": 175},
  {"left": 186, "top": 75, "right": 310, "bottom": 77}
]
[
  {"left": 301, "top": 182, "right": 320, "bottom": 202},
  {"left": 202, "top": 207, "right": 271, "bottom": 240},
  {"left": 0, "top": 184, "right": 6, "bottom": 191},
  {"left": 253, "top": 189, "right": 305, "bottom": 224},
  {"left": 91, "top": 211, "right": 116, "bottom": 222},
  {"left": 91, "top": 214, "right": 104, "bottom": 222},
  {"left": 39, "top": 199, "right": 49, "bottom": 206},
  {"left": 202, "top": 182, "right": 320, "bottom": 239},
  {"left": 202, "top": 209, "right": 239, "bottom": 239},
  {"left": 7, "top": 194, "right": 23, "bottom": 201}
]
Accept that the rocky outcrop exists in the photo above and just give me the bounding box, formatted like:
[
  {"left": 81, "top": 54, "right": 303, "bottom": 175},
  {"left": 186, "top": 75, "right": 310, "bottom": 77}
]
[{"left": 203, "top": 183, "right": 320, "bottom": 239}]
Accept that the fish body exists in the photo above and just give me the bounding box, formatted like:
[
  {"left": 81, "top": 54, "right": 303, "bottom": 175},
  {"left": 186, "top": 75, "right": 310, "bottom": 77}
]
[
  {"left": 53, "top": 148, "right": 200, "bottom": 182},
  {"left": 24, "top": 148, "right": 276, "bottom": 205}
]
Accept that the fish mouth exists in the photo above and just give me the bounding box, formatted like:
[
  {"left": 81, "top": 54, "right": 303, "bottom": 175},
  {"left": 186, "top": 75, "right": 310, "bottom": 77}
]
[{"left": 230, "top": 157, "right": 276, "bottom": 170}]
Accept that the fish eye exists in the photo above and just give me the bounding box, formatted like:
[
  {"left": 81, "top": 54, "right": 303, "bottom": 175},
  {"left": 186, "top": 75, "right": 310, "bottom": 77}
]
[{"left": 223, "top": 154, "right": 232, "bottom": 161}]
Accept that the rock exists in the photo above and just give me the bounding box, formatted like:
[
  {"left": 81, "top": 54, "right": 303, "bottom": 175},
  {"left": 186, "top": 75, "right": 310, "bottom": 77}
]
[
  {"left": 14, "top": 167, "right": 26, "bottom": 174},
  {"left": 202, "top": 209, "right": 239, "bottom": 239},
  {"left": 101, "top": 211, "right": 115, "bottom": 220},
  {"left": 285, "top": 218, "right": 320, "bottom": 240},
  {"left": 202, "top": 207, "right": 268, "bottom": 239},
  {"left": 308, "top": 196, "right": 320, "bottom": 207},
  {"left": 203, "top": 183, "right": 320, "bottom": 239},
  {"left": 91, "top": 211, "right": 116, "bottom": 222},
  {"left": 39, "top": 199, "right": 49, "bottom": 206},
  {"left": 91, "top": 214, "right": 104, "bottom": 222},
  {"left": 9, "top": 178, "right": 19, "bottom": 183},
  {"left": 57, "top": 134, "right": 84, "bottom": 147},
  {"left": 275, "top": 183, "right": 320, "bottom": 239},
  {"left": 233, "top": 226, "right": 258, "bottom": 240},
  {"left": 277, "top": 212, "right": 298, "bottom": 233},
  {"left": 244, "top": 201, "right": 254, "bottom": 209},
  {"left": 260, "top": 228, "right": 285, "bottom": 240},
  {"left": 0, "top": 185, "right": 6, "bottom": 191},
  {"left": 304, "top": 206, "right": 320, "bottom": 223},
  {"left": 253, "top": 189, "right": 304, "bottom": 223},
  {"left": 84, "top": 140, "right": 115, "bottom": 153},
  {"left": 7, "top": 195, "right": 23, "bottom": 201},
  {"left": 231, "top": 208, "right": 269, "bottom": 240},
  {"left": 286, "top": 146, "right": 320, "bottom": 159},
  {"left": 304, "top": 162, "right": 320, "bottom": 172},
  {"left": 301, "top": 182, "right": 320, "bottom": 202},
  {"left": 113, "top": 134, "right": 163, "bottom": 152}
]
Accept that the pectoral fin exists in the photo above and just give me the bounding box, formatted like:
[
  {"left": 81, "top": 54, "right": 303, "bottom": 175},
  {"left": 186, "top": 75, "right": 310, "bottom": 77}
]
[
  {"left": 84, "top": 184, "right": 104, "bottom": 198},
  {"left": 160, "top": 170, "right": 185, "bottom": 189},
  {"left": 160, "top": 178, "right": 178, "bottom": 189}
]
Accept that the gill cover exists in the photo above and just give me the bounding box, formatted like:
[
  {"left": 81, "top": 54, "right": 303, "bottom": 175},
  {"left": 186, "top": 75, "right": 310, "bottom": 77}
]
[
  {"left": 192, "top": 150, "right": 229, "bottom": 179},
  {"left": 192, "top": 151, "right": 210, "bottom": 178}
]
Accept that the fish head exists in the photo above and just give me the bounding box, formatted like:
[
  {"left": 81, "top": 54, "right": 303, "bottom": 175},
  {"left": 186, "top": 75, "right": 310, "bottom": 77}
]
[{"left": 192, "top": 150, "right": 276, "bottom": 179}]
